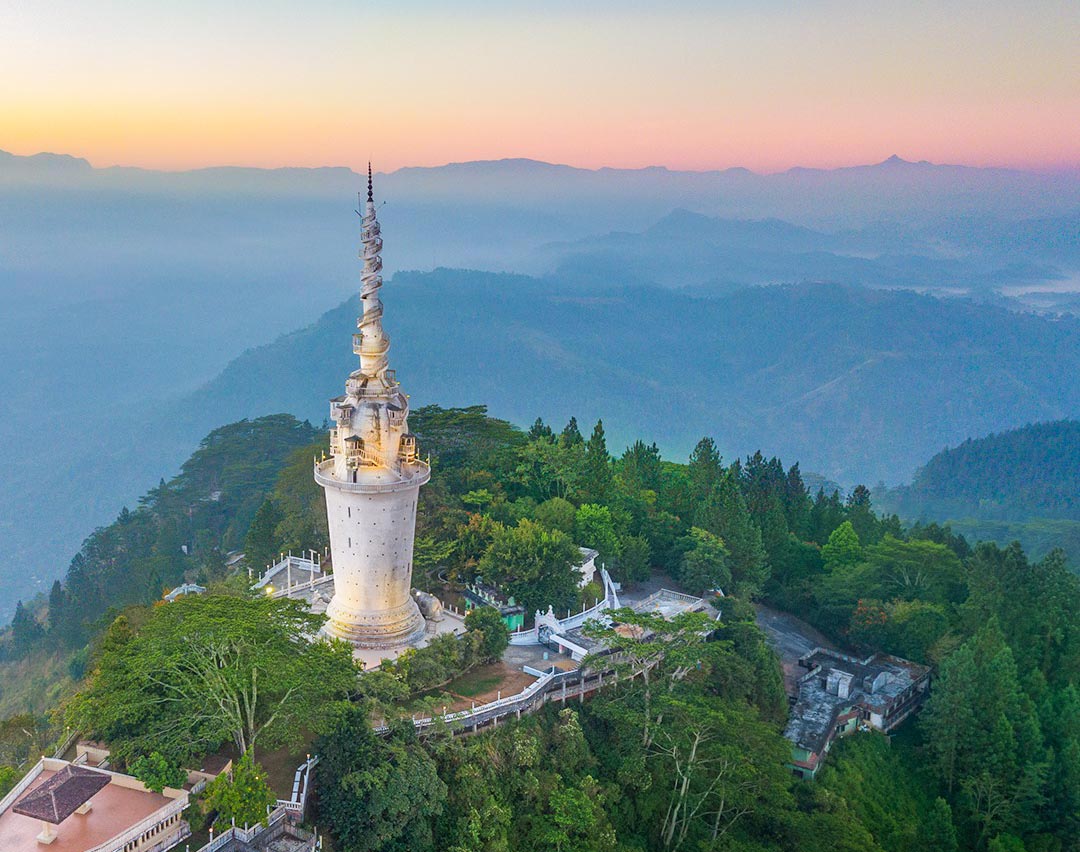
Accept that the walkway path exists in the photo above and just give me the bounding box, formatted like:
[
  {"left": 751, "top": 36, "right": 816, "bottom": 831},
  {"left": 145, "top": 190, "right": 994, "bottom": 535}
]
[{"left": 754, "top": 603, "right": 840, "bottom": 697}]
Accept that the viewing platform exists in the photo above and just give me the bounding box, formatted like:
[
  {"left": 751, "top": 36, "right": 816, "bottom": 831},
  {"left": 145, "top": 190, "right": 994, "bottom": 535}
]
[{"left": 314, "top": 457, "right": 430, "bottom": 493}]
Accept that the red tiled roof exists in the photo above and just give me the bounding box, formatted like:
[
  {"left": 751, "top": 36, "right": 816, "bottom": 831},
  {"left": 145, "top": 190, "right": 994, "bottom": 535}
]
[{"left": 13, "top": 766, "right": 111, "bottom": 824}]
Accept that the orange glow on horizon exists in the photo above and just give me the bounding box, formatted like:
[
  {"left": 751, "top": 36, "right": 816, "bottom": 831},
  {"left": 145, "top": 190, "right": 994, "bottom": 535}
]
[{"left": 1, "top": 1, "right": 1076, "bottom": 175}]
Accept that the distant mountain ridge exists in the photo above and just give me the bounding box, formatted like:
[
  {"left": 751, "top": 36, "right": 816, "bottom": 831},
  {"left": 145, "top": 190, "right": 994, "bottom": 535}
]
[
  {"left": 882, "top": 420, "right": 1080, "bottom": 522},
  {"left": 171, "top": 272, "right": 1080, "bottom": 490},
  {"left": 875, "top": 420, "right": 1080, "bottom": 566},
  {"left": 543, "top": 208, "right": 1077, "bottom": 298},
  {"left": 3, "top": 146, "right": 1079, "bottom": 619},
  {"left": 3, "top": 148, "right": 1076, "bottom": 229}
]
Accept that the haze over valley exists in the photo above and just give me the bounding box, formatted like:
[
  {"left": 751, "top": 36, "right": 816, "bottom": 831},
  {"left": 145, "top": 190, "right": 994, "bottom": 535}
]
[{"left": 2, "top": 149, "right": 1079, "bottom": 617}]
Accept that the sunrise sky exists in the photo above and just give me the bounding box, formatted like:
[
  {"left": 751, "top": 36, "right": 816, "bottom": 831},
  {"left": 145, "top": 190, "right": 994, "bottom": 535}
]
[{"left": 3, "top": 0, "right": 1078, "bottom": 173}]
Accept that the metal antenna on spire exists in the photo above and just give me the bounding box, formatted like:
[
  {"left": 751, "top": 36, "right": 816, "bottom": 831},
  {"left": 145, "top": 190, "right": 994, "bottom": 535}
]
[{"left": 367, "top": 162, "right": 373, "bottom": 203}]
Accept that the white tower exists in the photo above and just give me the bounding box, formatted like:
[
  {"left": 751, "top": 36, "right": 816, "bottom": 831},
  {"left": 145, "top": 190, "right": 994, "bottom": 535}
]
[{"left": 315, "top": 166, "right": 430, "bottom": 648}]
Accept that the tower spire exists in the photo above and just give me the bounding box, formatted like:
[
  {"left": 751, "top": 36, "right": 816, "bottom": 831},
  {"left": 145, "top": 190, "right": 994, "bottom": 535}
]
[{"left": 353, "top": 164, "right": 390, "bottom": 382}]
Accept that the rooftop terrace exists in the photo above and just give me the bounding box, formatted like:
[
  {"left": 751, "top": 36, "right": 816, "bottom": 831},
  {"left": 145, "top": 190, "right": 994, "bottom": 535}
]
[{"left": 0, "top": 759, "right": 187, "bottom": 852}]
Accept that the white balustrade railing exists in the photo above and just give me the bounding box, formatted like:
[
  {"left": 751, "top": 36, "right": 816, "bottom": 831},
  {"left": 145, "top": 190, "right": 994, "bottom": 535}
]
[
  {"left": 51, "top": 728, "right": 79, "bottom": 759},
  {"left": 378, "top": 666, "right": 595, "bottom": 735},
  {"left": 83, "top": 794, "right": 188, "bottom": 852},
  {"left": 192, "top": 805, "right": 293, "bottom": 852},
  {"left": 508, "top": 568, "right": 620, "bottom": 646},
  {"left": 314, "top": 458, "right": 430, "bottom": 493}
]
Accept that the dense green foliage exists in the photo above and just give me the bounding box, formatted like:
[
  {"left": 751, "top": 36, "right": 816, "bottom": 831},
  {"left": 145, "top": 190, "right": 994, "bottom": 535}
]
[
  {"left": 203, "top": 750, "right": 277, "bottom": 831},
  {"left": 885, "top": 420, "right": 1080, "bottom": 522},
  {"left": 4, "top": 403, "right": 1080, "bottom": 851},
  {"left": 69, "top": 595, "right": 357, "bottom": 764},
  {"left": 316, "top": 601, "right": 801, "bottom": 852},
  {"left": 302, "top": 407, "right": 1080, "bottom": 851},
  {"left": 128, "top": 751, "right": 187, "bottom": 793},
  {"left": 316, "top": 707, "right": 447, "bottom": 852},
  {"left": 879, "top": 420, "right": 1080, "bottom": 566}
]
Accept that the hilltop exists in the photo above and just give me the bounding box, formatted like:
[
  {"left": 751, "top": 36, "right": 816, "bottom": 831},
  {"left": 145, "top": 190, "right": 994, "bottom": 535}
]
[
  {"left": 877, "top": 420, "right": 1080, "bottom": 563},
  {"left": 177, "top": 273, "right": 1080, "bottom": 489}
]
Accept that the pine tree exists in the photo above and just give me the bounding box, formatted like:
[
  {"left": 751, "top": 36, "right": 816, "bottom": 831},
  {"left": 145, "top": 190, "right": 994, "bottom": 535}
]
[
  {"left": 618, "top": 440, "right": 662, "bottom": 494},
  {"left": 916, "top": 797, "right": 958, "bottom": 852},
  {"left": 688, "top": 437, "right": 723, "bottom": 499},
  {"left": 809, "top": 489, "right": 846, "bottom": 545},
  {"left": 579, "top": 420, "right": 613, "bottom": 505},
  {"left": 11, "top": 601, "right": 43, "bottom": 654},
  {"left": 783, "top": 463, "right": 811, "bottom": 538},
  {"left": 244, "top": 498, "right": 284, "bottom": 574},
  {"left": 528, "top": 418, "right": 554, "bottom": 441},
  {"left": 560, "top": 417, "right": 584, "bottom": 447},
  {"left": 715, "top": 473, "right": 768, "bottom": 596},
  {"left": 921, "top": 619, "right": 1044, "bottom": 794},
  {"left": 759, "top": 494, "right": 790, "bottom": 567},
  {"left": 47, "top": 581, "right": 71, "bottom": 647},
  {"left": 845, "top": 484, "right": 881, "bottom": 544}
]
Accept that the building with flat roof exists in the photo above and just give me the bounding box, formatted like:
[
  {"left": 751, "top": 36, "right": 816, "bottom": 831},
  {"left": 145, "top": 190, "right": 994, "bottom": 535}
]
[
  {"left": 0, "top": 758, "right": 188, "bottom": 852},
  {"left": 785, "top": 648, "right": 930, "bottom": 779}
]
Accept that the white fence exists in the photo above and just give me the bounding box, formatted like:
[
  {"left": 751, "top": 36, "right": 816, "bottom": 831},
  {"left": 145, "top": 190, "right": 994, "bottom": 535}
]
[
  {"left": 508, "top": 568, "right": 620, "bottom": 645},
  {"left": 84, "top": 793, "right": 188, "bottom": 852},
  {"left": 379, "top": 665, "right": 612, "bottom": 736},
  {"left": 192, "top": 805, "right": 294, "bottom": 852}
]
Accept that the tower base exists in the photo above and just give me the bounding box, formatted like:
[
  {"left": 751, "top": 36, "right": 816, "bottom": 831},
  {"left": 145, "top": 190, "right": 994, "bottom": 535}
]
[{"left": 321, "top": 596, "right": 426, "bottom": 649}]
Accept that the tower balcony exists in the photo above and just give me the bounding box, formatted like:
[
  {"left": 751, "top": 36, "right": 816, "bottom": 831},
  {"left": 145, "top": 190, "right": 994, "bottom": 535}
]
[
  {"left": 398, "top": 434, "right": 419, "bottom": 464},
  {"left": 345, "top": 444, "right": 382, "bottom": 468},
  {"left": 354, "top": 332, "right": 390, "bottom": 357},
  {"left": 345, "top": 372, "right": 399, "bottom": 398},
  {"left": 314, "top": 457, "right": 430, "bottom": 493}
]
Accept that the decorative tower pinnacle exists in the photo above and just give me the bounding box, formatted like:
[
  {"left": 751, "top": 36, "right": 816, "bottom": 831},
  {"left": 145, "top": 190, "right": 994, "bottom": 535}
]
[
  {"left": 354, "top": 165, "right": 390, "bottom": 382},
  {"left": 315, "top": 172, "right": 430, "bottom": 649}
]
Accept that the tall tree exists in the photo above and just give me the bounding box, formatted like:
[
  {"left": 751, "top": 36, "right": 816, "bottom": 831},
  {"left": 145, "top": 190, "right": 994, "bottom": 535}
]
[
  {"left": 478, "top": 519, "right": 580, "bottom": 614},
  {"left": 688, "top": 437, "right": 723, "bottom": 500},
  {"left": 618, "top": 440, "right": 663, "bottom": 495},
  {"left": 845, "top": 484, "right": 881, "bottom": 544},
  {"left": 528, "top": 418, "right": 554, "bottom": 441},
  {"left": 316, "top": 709, "right": 447, "bottom": 852},
  {"left": 821, "top": 521, "right": 863, "bottom": 572},
  {"left": 560, "top": 417, "right": 584, "bottom": 447},
  {"left": 575, "top": 504, "right": 621, "bottom": 564},
  {"left": 616, "top": 534, "right": 652, "bottom": 585},
  {"left": 916, "top": 797, "right": 959, "bottom": 852},
  {"left": 71, "top": 595, "right": 357, "bottom": 762},
  {"left": 579, "top": 420, "right": 614, "bottom": 505},
  {"left": 921, "top": 620, "right": 1044, "bottom": 798},
  {"left": 10, "top": 601, "right": 43, "bottom": 654},
  {"left": 244, "top": 498, "right": 285, "bottom": 575},
  {"left": 679, "top": 527, "right": 731, "bottom": 596},
  {"left": 715, "top": 474, "right": 768, "bottom": 596}
]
